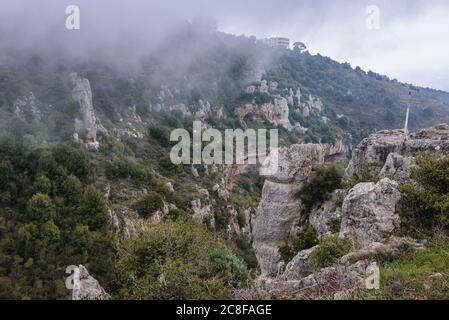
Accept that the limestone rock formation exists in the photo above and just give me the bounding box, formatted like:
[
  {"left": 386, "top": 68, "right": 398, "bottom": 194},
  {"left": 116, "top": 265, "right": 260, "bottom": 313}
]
[
  {"left": 340, "top": 178, "right": 402, "bottom": 246},
  {"left": 309, "top": 190, "right": 345, "bottom": 239},
  {"left": 235, "top": 97, "right": 293, "bottom": 130},
  {"left": 281, "top": 246, "right": 318, "bottom": 280},
  {"left": 70, "top": 73, "right": 107, "bottom": 150},
  {"left": 252, "top": 143, "right": 330, "bottom": 276},
  {"left": 72, "top": 265, "right": 109, "bottom": 300},
  {"left": 346, "top": 124, "right": 449, "bottom": 180},
  {"left": 380, "top": 152, "right": 417, "bottom": 184}
]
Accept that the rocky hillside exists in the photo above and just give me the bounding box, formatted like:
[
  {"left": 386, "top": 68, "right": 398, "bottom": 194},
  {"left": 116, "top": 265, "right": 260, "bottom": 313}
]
[
  {"left": 240, "top": 124, "right": 449, "bottom": 299},
  {"left": 1, "top": 22, "right": 449, "bottom": 300}
]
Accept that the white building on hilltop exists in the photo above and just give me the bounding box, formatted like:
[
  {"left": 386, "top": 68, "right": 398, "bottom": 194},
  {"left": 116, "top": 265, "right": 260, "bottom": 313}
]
[{"left": 262, "top": 37, "right": 290, "bottom": 49}]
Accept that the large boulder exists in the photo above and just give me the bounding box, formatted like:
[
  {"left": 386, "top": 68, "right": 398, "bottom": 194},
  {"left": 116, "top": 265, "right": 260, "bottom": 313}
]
[
  {"left": 340, "top": 178, "right": 402, "bottom": 246},
  {"left": 72, "top": 265, "right": 109, "bottom": 300}
]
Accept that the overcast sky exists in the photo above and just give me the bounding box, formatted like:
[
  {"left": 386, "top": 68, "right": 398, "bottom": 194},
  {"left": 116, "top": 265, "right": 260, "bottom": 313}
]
[{"left": 1, "top": 0, "right": 448, "bottom": 91}]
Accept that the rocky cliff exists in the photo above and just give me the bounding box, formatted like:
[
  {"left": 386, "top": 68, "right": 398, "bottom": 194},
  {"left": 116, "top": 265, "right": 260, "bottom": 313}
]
[
  {"left": 70, "top": 73, "right": 107, "bottom": 150},
  {"left": 252, "top": 142, "right": 345, "bottom": 276},
  {"left": 346, "top": 124, "right": 449, "bottom": 181},
  {"left": 248, "top": 125, "right": 446, "bottom": 298}
]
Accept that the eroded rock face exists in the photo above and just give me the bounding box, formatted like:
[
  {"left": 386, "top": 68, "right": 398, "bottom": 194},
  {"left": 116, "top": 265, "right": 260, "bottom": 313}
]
[
  {"left": 71, "top": 73, "right": 107, "bottom": 149},
  {"left": 380, "top": 153, "right": 416, "bottom": 184},
  {"left": 281, "top": 246, "right": 318, "bottom": 280},
  {"left": 235, "top": 97, "right": 292, "bottom": 130},
  {"left": 346, "top": 124, "right": 449, "bottom": 180},
  {"left": 72, "top": 265, "right": 109, "bottom": 300},
  {"left": 340, "top": 178, "right": 402, "bottom": 246},
  {"left": 254, "top": 259, "right": 370, "bottom": 300},
  {"left": 253, "top": 181, "right": 301, "bottom": 276},
  {"left": 309, "top": 190, "right": 345, "bottom": 239},
  {"left": 252, "top": 143, "right": 328, "bottom": 276}
]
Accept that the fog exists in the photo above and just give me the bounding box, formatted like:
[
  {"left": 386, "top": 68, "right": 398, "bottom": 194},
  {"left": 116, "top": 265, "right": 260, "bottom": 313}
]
[{"left": 1, "top": 0, "right": 449, "bottom": 90}]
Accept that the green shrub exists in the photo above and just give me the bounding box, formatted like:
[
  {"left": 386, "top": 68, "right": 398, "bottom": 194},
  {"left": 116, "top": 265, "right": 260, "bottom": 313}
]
[
  {"left": 115, "top": 221, "right": 251, "bottom": 299},
  {"left": 148, "top": 124, "right": 171, "bottom": 147},
  {"left": 134, "top": 192, "right": 164, "bottom": 219},
  {"left": 297, "top": 165, "right": 342, "bottom": 213},
  {"left": 166, "top": 208, "right": 189, "bottom": 221},
  {"left": 310, "top": 235, "right": 352, "bottom": 268},
  {"left": 346, "top": 162, "right": 380, "bottom": 189},
  {"left": 353, "top": 245, "right": 449, "bottom": 300},
  {"left": 279, "top": 226, "right": 319, "bottom": 263},
  {"left": 400, "top": 155, "right": 449, "bottom": 236},
  {"left": 328, "top": 217, "right": 342, "bottom": 234}
]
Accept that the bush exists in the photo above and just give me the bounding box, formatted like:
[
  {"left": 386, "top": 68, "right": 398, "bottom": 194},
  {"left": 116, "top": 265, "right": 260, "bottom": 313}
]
[
  {"left": 165, "top": 208, "right": 189, "bottom": 222},
  {"left": 27, "top": 193, "right": 56, "bottom": 223},
  {"left": 310, "top": 236, "right": 352, "bottom": 268},
  {"left": 328, "top": 217, "right": 342, "bottom": 234},
  {"left": 346, "top": 162, "right": 380, "bottom": 189},
  {"left": 352, "top": 245, "right": 449, "bottom": 300},
  {"left": 297, "top": 165, "right": 342, "bottom": 213},
  {"left": 400, "top": 154, "right": 449, "bottom": 236},
  {"left": 115, "top": 221, "right": 251, "bottom": 299},
  {"left": 148, "top": 124, "right": 171, "bottom": 147},
  {"left": 134, "top": 192, "right": 164, "bottom": 219},
  {"left": 80, "top": 186, "right": 109, "bottom": 230},
  {"left": 279, "top": 226, "right": 319, "bottom": 263}
]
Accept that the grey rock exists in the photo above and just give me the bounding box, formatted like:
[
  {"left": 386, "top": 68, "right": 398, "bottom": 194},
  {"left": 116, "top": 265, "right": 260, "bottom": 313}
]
[
  {"left": 340, "top": 178, "right": 402, "bottom": 246},
  {"left": 281, "top": 246, "right": 318, "bottom": 280},
  {"left": 346, "top": 124, "right": 449, "bottom": 180},
  {"left": 13, "top": 92, "right": 44, "bottom": 122},
  {"left": 72, "top": 265, "right": 109, "bottom": 300},
  {"left": 70, "top": 73, "right": 107, "bottom": 149},
  {"left": 309, "top": 190, "right": 345, "bottom": 238}
]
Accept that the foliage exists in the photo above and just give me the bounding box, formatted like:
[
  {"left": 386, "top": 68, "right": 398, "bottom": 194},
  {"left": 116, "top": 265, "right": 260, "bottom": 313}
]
[
  {"left": 400, "top": 154, "right": 449, "bottom": 237},
  {"left": 297, "top": 165, "right": 343, "bottom": 213},
  {"left": 328, "top": 217, "right": 342, "bottom": 234},
  {"left": 0, "top": 137, "right": 116, "bottom": 299},
  {"left": 353, "top": 244, "right": 449, "bottom": 300},
  {"left": 114, "top": 221, "right": 251, "bottom": 299},
  {"left": 346, "top": 162, "right": 380, "bottom": 189},
  {"left": 310, "top": 235, "right": 352, "bottom": 268},
  {"left": 279, "top": 226, "right": 319, "bottom": 263},
  {"left": 134, "top": 192, "right": 164, "bottom": 219}
]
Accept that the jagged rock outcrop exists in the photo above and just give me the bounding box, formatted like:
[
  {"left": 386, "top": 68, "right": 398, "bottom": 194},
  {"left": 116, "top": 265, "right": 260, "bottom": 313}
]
[
  {"left": 235, "top": 97, "right": 292, "bottom": 130},
  {"left": 340, "top": 178, "right": 402, "bottom": 246},
  {"left": 72, "top": 265, "right": 109, "bottom": 300},
  {"left": 70, "top": 72, "right": 107, "bottom": 150},
  {"left": 228, "top": 207, "right": 254, "bottom": 238},
  {"left": 250, "top": 236, "right": 425, "bottom": 299},
  {"left": 309, "top": 190, "right": 345, "bottom": 239},
  {"left": 249, "top": 125, "right": 449, "bottom": 299},
  {"left": 346, "top": 124, "right": 449, "bottom": 180},
  {"left": 281, "top": 246, "right": 318, "bottom": 280},
  {"left": 380, "top": 152, "right": 417, "bottom": 184},
  {"left": 254, "top": 259, "right": 370, "bottom": 300}
]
